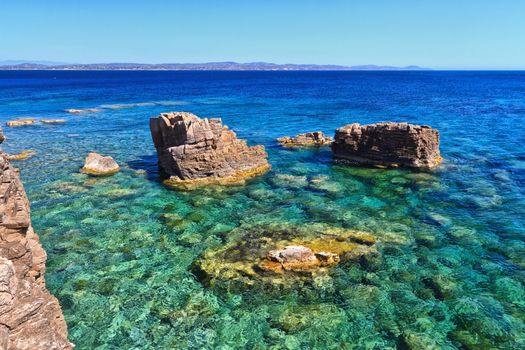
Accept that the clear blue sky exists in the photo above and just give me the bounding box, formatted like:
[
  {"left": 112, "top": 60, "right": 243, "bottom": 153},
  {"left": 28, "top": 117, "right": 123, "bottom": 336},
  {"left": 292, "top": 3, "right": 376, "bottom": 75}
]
[{"left": 1, "top": 0, "right": 524, "bottom": 69}]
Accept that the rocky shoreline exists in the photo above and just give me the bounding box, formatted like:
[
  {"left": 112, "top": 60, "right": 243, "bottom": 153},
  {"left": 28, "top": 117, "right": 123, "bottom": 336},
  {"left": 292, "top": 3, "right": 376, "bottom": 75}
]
[{"left": 0, "top": 128, "right": 72, "bottom": 349}]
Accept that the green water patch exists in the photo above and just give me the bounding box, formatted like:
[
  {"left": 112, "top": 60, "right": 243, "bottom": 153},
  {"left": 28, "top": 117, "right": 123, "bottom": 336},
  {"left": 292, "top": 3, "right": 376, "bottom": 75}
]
[{"left": 27, "top": 157, "right": 524, "bottom": 349}]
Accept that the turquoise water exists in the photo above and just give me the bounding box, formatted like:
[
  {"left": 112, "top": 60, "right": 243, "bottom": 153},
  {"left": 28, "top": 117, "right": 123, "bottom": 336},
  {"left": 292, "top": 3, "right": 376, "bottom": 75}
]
[{"left": 1, "top": 71, "right": 524, "bottom": 349}]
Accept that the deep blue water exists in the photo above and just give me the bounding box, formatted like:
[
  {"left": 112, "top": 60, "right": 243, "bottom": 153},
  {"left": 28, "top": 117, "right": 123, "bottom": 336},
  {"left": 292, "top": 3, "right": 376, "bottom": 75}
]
[{"left": 1, "top": 71, "right": 524, "bottom": 349}]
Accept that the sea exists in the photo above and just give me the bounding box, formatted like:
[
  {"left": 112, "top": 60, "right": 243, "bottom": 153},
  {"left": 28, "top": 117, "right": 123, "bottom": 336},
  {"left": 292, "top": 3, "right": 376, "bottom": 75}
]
[{"left": 0, "top": 70, "right": 524, "bottom": 349}]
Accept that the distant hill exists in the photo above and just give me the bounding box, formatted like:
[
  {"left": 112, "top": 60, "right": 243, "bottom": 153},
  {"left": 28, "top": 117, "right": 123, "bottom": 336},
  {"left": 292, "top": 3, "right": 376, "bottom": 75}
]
[{"left": 0, "top": 61, "right": 430, "bottom": 71}]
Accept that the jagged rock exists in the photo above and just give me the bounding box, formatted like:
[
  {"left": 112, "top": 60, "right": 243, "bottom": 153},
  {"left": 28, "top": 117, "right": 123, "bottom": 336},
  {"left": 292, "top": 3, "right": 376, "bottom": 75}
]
[
  {"left": 80, "top": 152, "right": 119, "bottom": 176},
  {"left": 332, "top": 122, "right": 442, "bottom": 169},
  {"left": 65, "top": 108, "right": 101, "bottom": 114},
  {"left": 149, "top": 112, "right": 270, "bottom": 189},
  {"left": 40, "top": 119, "right": 66, "bottom": 124},
  {"left": 7, "top": 150, "right": 36, "bottom": 161},
  {"left": 5, "top": 119, "right": 37, "bottom": 127},
  {"left": 0, "top": 145, "right": 72, "bottom": 349},
  {"left": 278, "top": 131, "right": 333, "bottom": 147}
]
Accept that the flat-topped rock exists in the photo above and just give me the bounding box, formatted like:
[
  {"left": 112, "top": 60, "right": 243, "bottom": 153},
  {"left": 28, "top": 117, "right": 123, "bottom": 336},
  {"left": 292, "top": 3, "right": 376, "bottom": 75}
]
[
  {"left": 150, "top": 112, "right": 270, "bottom": 189},
  {"left": 6, "top": 118, "right": 37, "bottom": 127},
  {"left": 332, "top": 122, "right": 441, "bottom": 169},
  {"left": 81, "top": 152, "right": 120, "bottom": 176},
  {"left": 278, "top": 131, "right": 333, "bottom": 147}
]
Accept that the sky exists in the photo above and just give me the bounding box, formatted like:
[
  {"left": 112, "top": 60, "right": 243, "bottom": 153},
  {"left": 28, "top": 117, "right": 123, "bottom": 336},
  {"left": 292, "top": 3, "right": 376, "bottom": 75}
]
[{"left": 0, "top": 0, "right": 524, "bottom": 69}]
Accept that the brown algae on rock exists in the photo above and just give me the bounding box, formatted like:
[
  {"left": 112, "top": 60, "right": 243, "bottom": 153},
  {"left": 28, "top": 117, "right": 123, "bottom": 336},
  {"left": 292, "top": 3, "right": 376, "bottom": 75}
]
[{"left": 193, "top": 223, "right": 378, "bottom": 290}]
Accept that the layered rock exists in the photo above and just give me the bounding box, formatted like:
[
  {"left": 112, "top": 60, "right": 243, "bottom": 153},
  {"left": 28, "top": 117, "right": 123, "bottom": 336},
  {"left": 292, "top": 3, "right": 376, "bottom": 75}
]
[
  {"left": 149, "top": 112, "right": 270, "bottom": 189},
  {"left": 0, "top": 129, "right": 72, "bottom": 349},
  {"left": 80, "top": 152, "right": 120, "bottom": 176},
  {"left": 277, "top": 131, "right": 332, "bottom": 147},
  {"left": 332, "top": 122, "right": 441, "bottom": 169}
]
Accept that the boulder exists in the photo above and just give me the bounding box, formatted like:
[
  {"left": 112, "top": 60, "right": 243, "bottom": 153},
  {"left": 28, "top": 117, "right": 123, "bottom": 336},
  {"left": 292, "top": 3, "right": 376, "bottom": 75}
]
[
  {"left": 332, "top": 122, "right": 441, "bottom": 169},
  {"left": 278, "top": 131, "right": 333, "bottom": 147},
  {"left": 149, "top": 112, "right": 270, "bottom": 189},
  {"left": 81, "top": 152, "right": 120, "bottom": 176},
  {"left": 0, "top": 148, "right": 73, "bottom": 349},
  {"left": 6, "top": 118, "right": 37, "bottom": 127},
  {"left": 0, "top": 127, "right": 4, "bottom": 143}
]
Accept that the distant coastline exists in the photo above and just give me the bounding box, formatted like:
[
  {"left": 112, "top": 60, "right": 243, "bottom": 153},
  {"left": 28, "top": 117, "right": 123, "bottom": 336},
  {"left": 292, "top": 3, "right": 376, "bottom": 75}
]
[{"left": 0, "top": 61, "right": 430, "bottom": 71}]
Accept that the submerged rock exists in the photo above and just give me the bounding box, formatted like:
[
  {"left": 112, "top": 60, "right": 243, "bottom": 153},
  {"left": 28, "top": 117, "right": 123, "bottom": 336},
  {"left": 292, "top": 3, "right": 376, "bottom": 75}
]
[
  {"left": 65, "top": 108, "right": 101, "bottom": 113},
  {"left": 193, "top": 223, "right": 378, "bottom": 291},
  {"left": 41, "top": 119, "right": 66, "bottom": 124},
  {"left": 0, "top": 147, "right": 72, "bottom": 348},
  {"left": 149, "top": 112, "right": 270, "bottom": 190},
  {"left": 278, "top": 131, "right": 333, "bottom": 147},
  {"left": 7, "top": 150, "right": 36, "bottom": 161},
  {"left": 332, "top": 122, "right": 441, "bottom": 169},
  {"left": 81, "top": 152, "right": 120, "bottom": 176},
  {"left": 6, "top": 118, "right": 37, "bottom": 127}
]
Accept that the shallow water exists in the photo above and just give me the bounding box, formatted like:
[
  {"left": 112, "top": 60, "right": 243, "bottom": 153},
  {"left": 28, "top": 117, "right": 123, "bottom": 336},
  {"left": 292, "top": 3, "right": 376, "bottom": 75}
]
[{"left": 1, "top": 71, "right": 525, "bottom": 349}]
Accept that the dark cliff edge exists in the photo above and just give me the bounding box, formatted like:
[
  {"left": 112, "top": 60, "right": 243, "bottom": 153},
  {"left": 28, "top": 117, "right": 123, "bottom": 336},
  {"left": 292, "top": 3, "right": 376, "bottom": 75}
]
[{"left": 0, "top": 127, "right": 73, "bottom": 350}]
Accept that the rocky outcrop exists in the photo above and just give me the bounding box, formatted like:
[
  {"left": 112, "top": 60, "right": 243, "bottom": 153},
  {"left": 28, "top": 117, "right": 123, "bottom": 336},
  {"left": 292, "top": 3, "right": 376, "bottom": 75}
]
[
  {"left": 150, "top": 112, "right": 270, "bottom": 189},
  {"left": 278, "top": 131, "right": 332, "bottom": 147},
  {"left": 0, "top": 130, "right": 72, "bottom": 349},
  {"left": 80, "top": 152, "right": 120, "bottom": 176},
  {"left": 332, "top": 122, "right": 441, "bottom": 169},
  {"left": 5, "top": 119, "right": 36, "bottom": 127}
]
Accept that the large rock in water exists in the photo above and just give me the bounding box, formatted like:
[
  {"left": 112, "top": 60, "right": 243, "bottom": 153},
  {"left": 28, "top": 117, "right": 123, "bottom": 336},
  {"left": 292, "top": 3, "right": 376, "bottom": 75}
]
[
  {"left": 277, "top": 131, "right": 333, "bottom": 147},
  {"left": 81, "top": 152, "right": 120, "bottom": 176},
  {"left": 332, "top": 122, "right": 442, "bottom": 169},
  {"left": 0, "top": 133, "right": 72, "bottom": 349},
  {"left": 150, "top": 112, "right": 270, "bottom": 189}
]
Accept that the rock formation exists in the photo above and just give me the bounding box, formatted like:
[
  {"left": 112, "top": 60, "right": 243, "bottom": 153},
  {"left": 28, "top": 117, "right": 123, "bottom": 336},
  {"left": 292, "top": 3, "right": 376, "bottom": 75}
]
[
  {"left": 278, "top": 131, "right": 333, "bottom": 147},
  {"left": 81, "top": 152, "right": 120, "bottom": 176},
  {"left": 332, "top": 122, "right": 441, "bottom": 169},
  {"left": 0, "top": 128, "right": 72, "bottom": 349},
  {"left": 149, "top": 112, "right": 270, "bottom": 189},
  {"left": 5, "top": 119, "right": 36, "bottom": 127}
]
